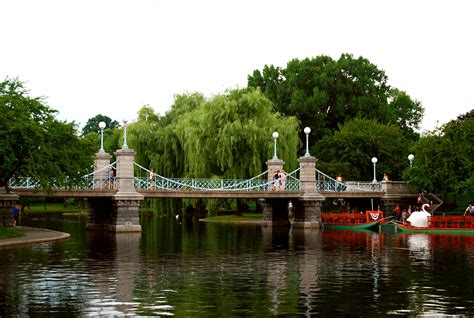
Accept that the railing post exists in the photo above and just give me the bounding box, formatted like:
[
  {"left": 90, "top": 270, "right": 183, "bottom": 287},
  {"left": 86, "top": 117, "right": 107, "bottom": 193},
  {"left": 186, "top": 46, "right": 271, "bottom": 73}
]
[
  {"left": 298, "top": 156, "right": 318, "bottom": 195},
  {"left": 93, "top": 151, "right": 112, "bottom": 189}
]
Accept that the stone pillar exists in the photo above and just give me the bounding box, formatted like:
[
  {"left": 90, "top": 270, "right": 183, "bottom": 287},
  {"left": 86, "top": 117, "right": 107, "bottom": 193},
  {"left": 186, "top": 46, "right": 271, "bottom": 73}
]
[
  {"left": 380, "top": 180, "right": 401, "bottom": 217},
  {"left": 298, "top": 156, "right": 319, "bottom": 195},
  {"left": 0, "top": 187, "right": 18, "bottom": 227},
  {"left": 293, "top": 200, "right": 323, "bottom": 227},
  {"left": 294, "top": 156, "right": 325, "bottom": 228},
  {"left": 111, "top": 148, "right": 143, "bottom": 232},
  {"left": 93, "top": 152, "right": 112, "bottom": 189},
  {"left": 114, "top": 148, "right": 137, "bottom": 193},
  {"left": 87, "top": 148, "right": 144, "bottom": 232},
  {"left": 260, "top": 199, "right": 273, "bottom": 226}
]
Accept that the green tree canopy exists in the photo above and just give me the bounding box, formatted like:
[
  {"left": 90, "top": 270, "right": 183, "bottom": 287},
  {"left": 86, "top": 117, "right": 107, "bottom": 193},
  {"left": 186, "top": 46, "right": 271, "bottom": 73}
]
[
  {"left": 314, "top": 118, "right": 410, "bottom": 181},
  {"left": 0, "top": 78, "right": 95, "bottom": 188},
  {"left": 127, "top": 105, "right": 162, "bottom": 169},
  {"left": 248, "top": 54, "right": 424, "bottom": 146},
  {"left": 81, "top": 114, "right": 119, "bottom": 136},
  {"left": 405, "top": 109, "right": 474, "bottom": 200}
]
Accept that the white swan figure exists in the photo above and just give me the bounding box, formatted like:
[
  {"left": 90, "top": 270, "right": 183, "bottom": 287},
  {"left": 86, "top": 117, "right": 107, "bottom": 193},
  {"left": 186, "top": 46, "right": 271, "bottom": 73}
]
[{"left": 407, "top": 204, "right": 431, "bottom": 227}]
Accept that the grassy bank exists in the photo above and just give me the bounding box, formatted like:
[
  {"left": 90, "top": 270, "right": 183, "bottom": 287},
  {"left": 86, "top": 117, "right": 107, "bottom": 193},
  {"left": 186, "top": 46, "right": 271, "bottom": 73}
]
[
  {"left": 0, "top": 227, "right": 25, "bottom": 240},
  {"left": 201, "top": 213, "right": 263, "bottom": 222},
  {"left": 23, "top": 203, "right": 87, "bottom": 214}
]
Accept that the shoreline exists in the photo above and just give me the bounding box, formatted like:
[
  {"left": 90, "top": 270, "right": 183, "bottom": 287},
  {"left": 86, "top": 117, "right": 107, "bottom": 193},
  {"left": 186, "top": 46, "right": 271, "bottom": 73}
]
[
  {"left": 0, "top": 226, "right": 70, "bottom": 248},
  {"left": 199, "top": 218, "right": 263, "bottom": 225}
]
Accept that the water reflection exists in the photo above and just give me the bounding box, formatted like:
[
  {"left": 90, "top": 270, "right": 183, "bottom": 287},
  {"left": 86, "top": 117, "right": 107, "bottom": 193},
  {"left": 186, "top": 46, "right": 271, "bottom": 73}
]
[
  {"left": 407, "top": 234, "right": 431, "bottom": 262},
  {"left": 292, "top": 228, "right": 320, "bottom": 317},
  {"left": 3, "top": 215, "right": 474, "bottom": 316},
  {"left": 85, "top": 231, "right": 142, "bottom": 316}
]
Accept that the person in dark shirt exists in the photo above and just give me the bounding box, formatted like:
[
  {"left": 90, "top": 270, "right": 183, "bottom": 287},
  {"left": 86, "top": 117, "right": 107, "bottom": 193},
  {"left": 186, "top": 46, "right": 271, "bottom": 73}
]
[{"left": 12, "top": 204, "right": 20, "bottom": 226}]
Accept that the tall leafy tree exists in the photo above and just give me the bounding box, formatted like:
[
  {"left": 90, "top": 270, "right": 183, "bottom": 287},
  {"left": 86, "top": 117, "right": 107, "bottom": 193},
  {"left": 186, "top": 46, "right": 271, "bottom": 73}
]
[
  {"left": 389, "top": 89, "right": 424, "bottom": 139},
  {"left": 405, "top": 110, "right": 474, "bottom": 202},
  {"left": 248, "top": 54, "right": 424, "bottom": 146},
  {"left": 315, "top": 118, "right": 410, "bottom": 181},
  {"left": 81, "top": 114, "right": 119, "bottom": 136},
  {"left": 0, "top": 78, "right": 95, "bottom": 188}
]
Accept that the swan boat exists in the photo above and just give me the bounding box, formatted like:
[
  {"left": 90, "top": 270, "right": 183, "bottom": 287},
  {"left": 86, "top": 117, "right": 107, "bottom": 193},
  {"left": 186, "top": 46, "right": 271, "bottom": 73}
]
[
  {"left": 394, "top": 204, "right": 474, "bottom": 234},
  {"left": 321, "top": 210, "right": 383, "bottom": 230}
]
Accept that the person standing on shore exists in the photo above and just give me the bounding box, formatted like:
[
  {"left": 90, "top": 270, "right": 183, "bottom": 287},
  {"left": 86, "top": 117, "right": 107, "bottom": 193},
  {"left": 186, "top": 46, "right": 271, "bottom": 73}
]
[{"left": 12, "top": 204, "right": 20, "bottom": 227}]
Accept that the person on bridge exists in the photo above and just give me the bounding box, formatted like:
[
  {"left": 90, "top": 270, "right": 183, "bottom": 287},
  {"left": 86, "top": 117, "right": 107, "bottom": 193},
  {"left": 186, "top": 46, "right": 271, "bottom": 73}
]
[
  {"left": 108, "top": 168, "right": 116, "bottom": 188},
  {"left": 149, "top": 169, "right": 155, "bottom": 189},
  {"left": 279, "top": 169, "right": 287, "bottom": 191},
  {"left": 272, "top": 170, "right": 280, "bottom": 191}
]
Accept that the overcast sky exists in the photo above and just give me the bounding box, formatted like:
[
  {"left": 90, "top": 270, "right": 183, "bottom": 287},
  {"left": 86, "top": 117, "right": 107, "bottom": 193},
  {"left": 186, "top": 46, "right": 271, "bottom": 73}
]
[{"left": 1, "top": 0, "right": 473, "bottom": 132}]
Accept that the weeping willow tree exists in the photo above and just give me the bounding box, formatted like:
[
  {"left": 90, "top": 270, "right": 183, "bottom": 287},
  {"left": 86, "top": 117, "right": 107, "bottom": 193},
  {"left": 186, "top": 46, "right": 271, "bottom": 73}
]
[
  {"left": 127, "top": 105, "right": 161, "bottom": 170},
  {"left": 176, "top": 88, "right": 300, "bottom": 178},
  {"left": 152, "top": 93, "right": 205, "bottom": 177}
]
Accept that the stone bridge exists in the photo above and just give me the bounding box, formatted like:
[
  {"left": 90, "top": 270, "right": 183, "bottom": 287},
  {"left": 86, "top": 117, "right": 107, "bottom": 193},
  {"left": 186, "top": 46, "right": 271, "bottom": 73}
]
[{"left": 1, "top": 147, "right": 417, "bottom": 233}]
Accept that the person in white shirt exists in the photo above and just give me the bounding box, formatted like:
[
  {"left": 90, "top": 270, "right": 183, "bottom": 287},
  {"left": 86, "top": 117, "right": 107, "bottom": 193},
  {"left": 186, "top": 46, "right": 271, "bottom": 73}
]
[{"left": 464, "top": 203, "right": 474, "bottom": 216}]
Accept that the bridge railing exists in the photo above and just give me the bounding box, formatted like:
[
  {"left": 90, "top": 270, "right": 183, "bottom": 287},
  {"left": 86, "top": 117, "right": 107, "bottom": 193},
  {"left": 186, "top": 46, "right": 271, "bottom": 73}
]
[
  {"left": 316, "top": 169, "right": 382, "bottom": 192},
  {"left": 135, "top": 176, "right": 269, "bottom": 191},
  {"left": 9, "top": 161, "right": 118, "bottom": 190},
  {"left": 282, "top": 167, "right": 301, "bottom": 191},
  {"left": 135, "top": 176, "right": 301, "bottom": 192},
  {"left": 134, "top": 162, "right": 300, "bottom": 191},
  {"left": 344, "top": 181, "right": 382, "bottom": 192},
  {"left": 9, "top": 175, "right": 117, "bottom": 190},
  {"left": 81, "top": 175, "right": 117, "bottom": 190},
  {"left": 82, "top": 161, "right": 117, "bottom": 190},
  {"left": 9, "top": 177, "right": 42, "bottom": 189}
]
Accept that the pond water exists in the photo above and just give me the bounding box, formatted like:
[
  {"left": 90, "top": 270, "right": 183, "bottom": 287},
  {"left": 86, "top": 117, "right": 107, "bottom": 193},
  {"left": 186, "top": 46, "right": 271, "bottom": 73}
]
[{"left": 2, "top": 213, "right": 474, "bottom": 316}]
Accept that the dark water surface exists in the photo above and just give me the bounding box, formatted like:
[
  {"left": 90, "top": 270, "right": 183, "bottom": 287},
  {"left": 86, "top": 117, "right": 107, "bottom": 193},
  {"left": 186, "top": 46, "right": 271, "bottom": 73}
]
[{"left": 2, "top": 214, "right": 474, "bottom": 317}]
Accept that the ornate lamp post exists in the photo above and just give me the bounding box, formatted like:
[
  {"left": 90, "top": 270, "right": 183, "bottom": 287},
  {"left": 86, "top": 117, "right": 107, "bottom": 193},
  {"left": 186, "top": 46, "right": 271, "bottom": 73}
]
[
  {"left": 408, "top": 154, "right": 414, "bottom": 167},
  {"left": 272, "top": 131, "right": 279, "bottom": 159},
  {"left": 98, "top": 121, "right": 106, "bottom": 153},
  {"left": 122, "top": 119, "right": 129, "bottom": 149},
  {"left": 304, "top": 127, "right": 311, "bottom": 157},
  {"left": 371, "top": 157, "right": 378, "bottom": 183}
]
